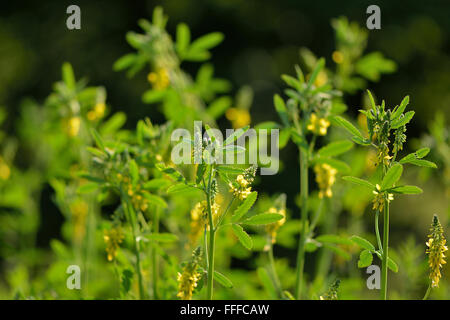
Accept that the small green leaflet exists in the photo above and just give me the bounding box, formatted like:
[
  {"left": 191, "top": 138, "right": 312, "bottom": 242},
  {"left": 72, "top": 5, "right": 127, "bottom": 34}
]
[
  {"left": 389, "top": 185, "right": 423, "bottom": 194},
  {"left": 332, "top": 116, "right": 363, "bottom": 139},
  {"left": 350, "top": 235, "right": 376, "bottom": 252},
  {"left": 358, "top": 250, "right": 373, "bottom": 268},
  {"left": 342, "top": 176, "right": 375, "bottom": 189},
  {"left": 214, "top": 271, "right": 233, "bottom": 288},
  {"left": 231, "top": 191, "right": 257, "bottom": 223},
  {"left": 380, "top": 163, "right": 403, "bottom": 190},
  {"left": 231, "top": 224, "right": 253, "bottom": 250}
]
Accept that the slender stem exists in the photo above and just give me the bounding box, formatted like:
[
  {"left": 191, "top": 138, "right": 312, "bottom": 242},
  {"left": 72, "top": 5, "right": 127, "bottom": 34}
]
[
  {"left": 268, "top": 244, "right": 283, "bottom": 298},
  {"left": 380, "top": 201, "right": 389, "bottom": 300},
  {"left": 375, "top": 209, "right": 383, "bottom": 253},
  {"left": 206, "top": 165, "right": 216, "bottom": 300},
  {"left": 152, "top": 206, "right": 160, "bottom": 299},
  {"left": 423, "top": 284, "right": 432, "bottom": 300},
  {"left": 295, "top": 149, "right": 309, "bottom": 299},
  {"left": 123, "top": 197, "right": 145, "bottom": 299}
]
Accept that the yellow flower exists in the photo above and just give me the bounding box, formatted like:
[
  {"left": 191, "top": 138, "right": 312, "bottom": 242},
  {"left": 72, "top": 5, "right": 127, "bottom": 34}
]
[
  {"left": 147, "top": 68, "right": 170, "bottom": 90},
  {"left": 177, "top": 247, "right": 202, "bottom": 300},
  {"left": 229, "top": 174, "right": 252, "bottom": 200},
  {"left": 104, "top": 227, "right": 124, "bottom": 261},
  {"left": 87, "top": 102, "right": 106, "bottom": 121},
  {"left": 314, "top": 164, "right": 337, "bottom": 198},
  {"left": 225, "top": 108, "right": 251, "bottom": 129},
  {"left": 426, "top": 215, "right": 448, "bottom": 287},
  {"left": 307, "top": 113, "right": 330, "bottom": 136},
  {"left": 67, "top": 116, "right": 81, "bottom": 137},
  {"left": 332, "top": 51, "right": 344, "bottom": 64},
  {"left": 314, "top": 71, "right": 328, "bottom": 87},
  {"left": 372, "top": 184, "right": 394, "bottom": 212},
  {"left": 189, "top": 200, "right": 220, "bottom": 245},
  {"left": 265, "top": 207, "right": 286, "bottom": 244},
  {"left": 0, "top": 156, "right": 11, "bottom": 180}
]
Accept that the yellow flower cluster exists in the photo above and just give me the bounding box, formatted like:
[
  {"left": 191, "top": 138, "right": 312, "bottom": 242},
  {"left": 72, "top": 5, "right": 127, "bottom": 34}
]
[
  {"left": 376, "top": 145, "right": 392, "bottom": 167},
  {"left": 307, "top": 113, "right": 330, "bottom": 136},
  {"left": 66, "top": 116, "right": 81, "bottom": 137},
  {"left": 117, "top": 173, "right": 149, "bottom": 212},
  {"left": 314, "top": 163, "right": 337, "bottom": 198},
  {"left": 87, "top": 102, "right": 106, "bottom": 121},
  {"left": 104, "top": 227, "right": 124, "bottom": 261},
  {"left": 265, "top": 207, "right": 286, "bottom": 244},
  {"left": 189, "top": 200, "right": 220, "bottom": 245},
  {"left": 372, "top": 184, "right": 394, "bottom": 212},
  {"left": 225, "top": 108, "right": 251, "bottom": 129},
  {"left": 177, "top": 268, "right": 201, "bottom": 300},
  {"left": 147, "top": 68, "right": 170, "bottom": 90},
  {"left": 229, "top": 174, "right": 252, "bottom": 200},
  {"left": 426, "top": 215, "right": 448, "bottom": 288},
  {"left": 0, "top": 156, "right": 11, "bottom": 180},
  {"left": 177, "top": 247, "right": 202, "bottom": 300}
]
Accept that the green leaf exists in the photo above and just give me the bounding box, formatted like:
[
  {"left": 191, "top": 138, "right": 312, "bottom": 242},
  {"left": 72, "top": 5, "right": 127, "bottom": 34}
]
[
  {"left": 100, "top": 112, "right": 127, "bottom": 135},
  {"left": 77, "top": 173, "right": 105, "bottom": 184},
  {"left": 90, "top": 128, "right": 105, "bottom": 150},
  {"left": 415, "top": 147, "right": 430, "bottom": 158},
  {"left": 166, "top": 183, "right": 198, "bottom": 194},
  {"left": 317, "top": 140, "right": 353, "bottom": 157},
  {"left": 307, "top": 57, "right": 325, "bottom": 87},
  {"left": 332, "top": 116, "right": 363, "bottom": 139},
  {"left": 374, "top": 251, "right": 399, "bottom": 273},
  {"left": 273, "top": 94, "right": 290, "bottom": 127},
  {"left": 315, "top": 234, "right": 354, "bottom": 246},
  {"left": 358, "top": 250, "right": 373, "bottom": 268},
  {"left": 214, "top": 271, "right": 233, "bottom": 288},
  {"left": 391, "top": 111, "right": 415, "bottom": 129},
  {"left": 355, "top": 52, "right": 396, "bottom": 81},
  {"left": 62, "top": 62, "right": 76, "bottom": 90},
  {"left": 176, "top": 23, "right": 190, "bottom": 56},
  {"left": 190, "top": 32, "right": 224, "bottom": 52},
  {"left": 77, "top": 183, "right": 98, "bottom": 194},
  {"left": 255, "top": 121, "right": 281, "bottom": 130},
  {"left": 216, "top": 165, "right": 245, "bottom": 175},
  {"left": 129, "top": 160, "right": 139, "bottom": 186},
  {"left": 243, "top": 213, "right": 284, "bottom": 225},
  {"left": 391, "top": 96, "right": 409, "bottom": 120},
  {"left": 366, "top": 90, "right": 376, "bottom": 109},
  {"left": 389, "top": 185, "right": 423, "bottom": 194},
  {"left": 232, "top": 224, "right": 253, "bottom": 250},
  {"left": 142, "top": 89, "right": 167, "bottom": 103},
  {"left": 121, "top": 269, "right": 134, "bottom": 295},
  {"left": 342, "top": 176, "right": 375, "bottom": 189},
  {"left": 143, "top": 179, "right": 171, "bottom": 191},
  {"left": 142, "top": 192, "right": 167, "bottom": 208},
  {"left": 401, "top": 158, "right": 437, "bottom": 168},
  {"left": 206, "top": 96, "right": 232, "bottom": 119},
  {"left": 145, "top": 233, "right": 178, "bottom": 243},
  {"left": 380, "top": 163, "right": 403, "bottom": 190},
  {"left": 196, "top": 163, "right": 207, "bottom": 184},
  {"left": 350, "top": 235, "right": 375, "bottom": 252},
  {"left": 231, "top": 191, "right": 258, "bottom": 222},
  {"left": 223, "top": 126, "right": 250, "bottom": 146},
  {"left": 113, "top": 53, "right": 137, "bottom": 71},
  {"left": 156, "top": 164, "right": 186, "bottom": 182}
]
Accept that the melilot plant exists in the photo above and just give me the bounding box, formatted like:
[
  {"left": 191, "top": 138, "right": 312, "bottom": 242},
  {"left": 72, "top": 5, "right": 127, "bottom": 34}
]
[{"left": 337, "top": 91, "right": 437, "bottom": 299}]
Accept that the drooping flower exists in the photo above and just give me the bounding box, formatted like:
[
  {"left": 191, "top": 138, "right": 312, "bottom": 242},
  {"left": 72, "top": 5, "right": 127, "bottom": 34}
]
[
  {"left": 229, "top": 174, "right": 252, "bottom": 200},
  {"left": 177, "top": 247, "right": 202, "bottom": 300},
  {"left": 87, "top": 102, "right": 106, "bottom": 121},
  {"left": 314, "top": 163, "right": 337, "bottom": 198},
  {"left": 372, "top": 184, "right": 393, "bottom": 212},
  {"left": 104, "top": 227, "right": 124, "bottom": 261},
  {"left": 426, "top": 215, "right": 448, "bottom": 288},
  {"left": 67, "top": 116, "right": 81, "bottom": 137},
  {"left": 307, "top": 113, "right": 330, "bottom": 136},
  {"left": 189, "top": 200, "right": 220, "bottom": 245},
  {"left": 265, "top": 207, "right": 286, "bottom": 244}
]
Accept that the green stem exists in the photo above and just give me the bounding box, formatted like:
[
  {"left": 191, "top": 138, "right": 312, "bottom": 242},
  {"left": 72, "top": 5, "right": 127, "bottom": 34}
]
[
  {"left": 268, "top": 244, "right": 283, "bottom": 298},
  {"left": 152, "top": 206, "right": 160, "bottom": 299},
  {"left": 206, "top": 166, "right": 216, "bottom": 300},
  {"left": 375, "top": 209, "right": 383, "bottom": 253},
  {"left": 295, "top": 149, "right": 309, "bottom": 299},
  {"left": 423, "top": 284, "right": 432, "bottom": 300},
  {"left": 380, "top": 201, "right": 389, "bottom": 300},
  {"left": 124, "top": 198, "right": 145, "bottom": 299}
]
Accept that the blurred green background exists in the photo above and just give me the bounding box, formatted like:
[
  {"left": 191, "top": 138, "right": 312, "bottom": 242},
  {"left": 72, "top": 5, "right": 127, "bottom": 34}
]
[{"left": 0, "top": 0, "right": 449, "bottom": 299}]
